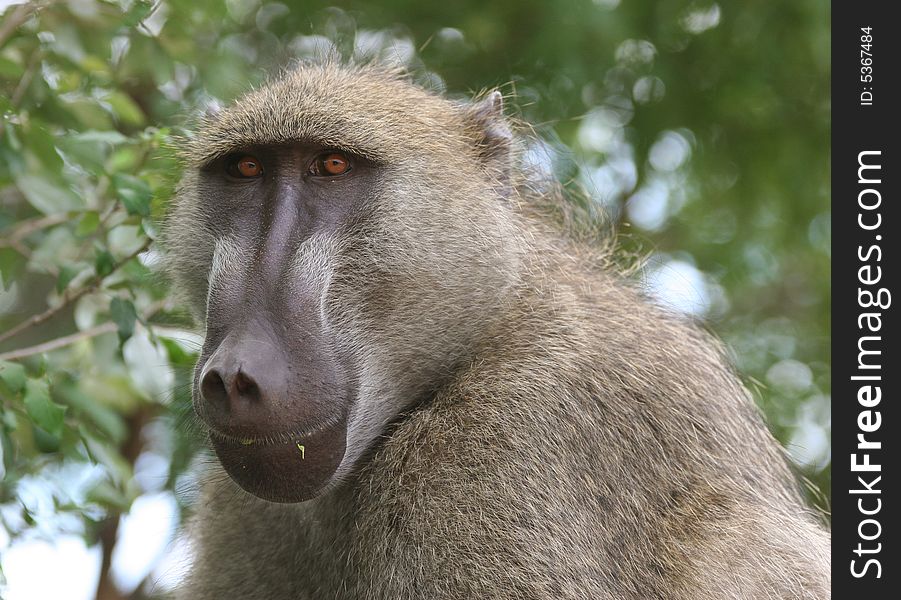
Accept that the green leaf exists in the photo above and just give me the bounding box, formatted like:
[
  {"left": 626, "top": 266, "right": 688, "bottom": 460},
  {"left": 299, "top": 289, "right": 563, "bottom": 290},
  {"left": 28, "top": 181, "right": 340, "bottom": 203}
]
[
  {"left": 73, "top": 131, "right": 129, "bottom": 145},
  {"left": 64, "top": 98, "right": 115, "bottom": 130},
  {"left": 0, "top": 361, "right": 27, "bottom": 394},
  {"left": 108, "top": 147, "right": 140, "bottom": 173},
  {"left": 106, "top": 91, "right": 146, "bottom": 127},
  {"left": 21, "top": 122, "right": 64, "bottom": 171},
  {"left": 57, "top": 384, "right": 127, "bottom": 444},
  {"left": 94, "top": 246, "right": 115, "bottom": 277},
  {"left": 123, "top": 0, "right": 155, "bottom": 27},
  {"left": 159, "top": 337, "right": 196, "bottom": 367},
  {"left": 82, "top": 431, "right": 133, "bottom": 483},
  {"left": 76, "top": 211, "right": 101, "bottom": 237},
  {"left": 23, "top": 379, "right": 66, "bottom": 437},
  {"left": 0, "top": 247, "right": 26, "bottom": 291},
  {"left": 2, "top": 409, "right": 18, "bottom": 430},
  {"left": 140, "top": 217, "right": 159, "bottom": 240},
  {"left": 0, "top": 56, "right": 25, "bottom": 79},
  {"left": 109, "top": 297, "right": 137, "bottom": 343},
  {"left": 113, "top": 173, "right": 152, "bottom": 216},
  {"left": 56, "top": 264, "right": 82, "bottom": 293},
  {"left": 86, "top": 479, "right": 131, "bottom": 511},
  {"left": 32, "top": 425, "right": 61, "bottom": 453},
  {"left": 56, "top": 132, "right": 125, "bottom": 171},
  {"left": 81, "top": 55, "right": 111, "bottom": 76},
  {"left": 0, "top": 427, "right": 13, "bottom": 480},
  {"left": 0, "top": 135, "right": 26, "bottom": 184},
  {"left": 2, "top": 123, "right": 21, "bottom": 152},
  {"left": 14, "top": 174, "right": 83, "bottom": 215}
]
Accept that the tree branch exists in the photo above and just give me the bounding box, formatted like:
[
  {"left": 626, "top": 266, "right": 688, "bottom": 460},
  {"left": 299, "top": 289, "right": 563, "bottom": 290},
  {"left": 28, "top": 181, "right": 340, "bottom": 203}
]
[
  {"left": 0, "top": 299, "right": 169, "bottom": 361},
  {"left": 0, "top": 238, "right": 151, "bottom": 346},
  {"left": 0, "top": 213, "right": 69, "bottom": 247},
  {"left": 0, "top": 1, "right": 50, "bottom": 50},
  {"left": 11, "top": 48, "right": 41, "bottom": 108},
  {"left": 95, "top": 406, "right": 155, "bottom": 600},
  {"left": 0, "top": 4, "right": 33, "bottom": 49},
  {"left": 0, "top": 321, "right": 114, "bottom": 361}
]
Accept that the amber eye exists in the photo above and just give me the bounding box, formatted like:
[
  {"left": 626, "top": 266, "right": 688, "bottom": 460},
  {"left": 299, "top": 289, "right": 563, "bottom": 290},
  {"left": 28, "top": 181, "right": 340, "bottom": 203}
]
[
  {"left": 228, "top": 155, "right": 264, "bottom": 178},
  {"left": 311, "top": 152, "right": 351, "bottom": 177}
]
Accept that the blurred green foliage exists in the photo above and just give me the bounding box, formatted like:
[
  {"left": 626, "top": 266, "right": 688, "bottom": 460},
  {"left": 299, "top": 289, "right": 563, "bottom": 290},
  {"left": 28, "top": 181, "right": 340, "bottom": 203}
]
[{"left": 0, "top": 0, "right": 829, "bottom": 595}]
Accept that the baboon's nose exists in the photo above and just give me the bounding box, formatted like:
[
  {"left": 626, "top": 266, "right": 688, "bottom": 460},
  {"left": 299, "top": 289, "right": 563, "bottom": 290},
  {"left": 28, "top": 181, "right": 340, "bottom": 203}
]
[
  {"left": 197, "top": 338, "right": 287, "bottom": 435},
  {"left": 200, "top": 367, "right": 261, "bottom": 407}
]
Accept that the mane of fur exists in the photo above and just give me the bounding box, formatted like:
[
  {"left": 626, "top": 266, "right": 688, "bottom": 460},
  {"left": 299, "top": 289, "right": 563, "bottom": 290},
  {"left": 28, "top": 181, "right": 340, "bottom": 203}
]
[{"left": 167, "top": 62, "right": 830, "bottom": 600}]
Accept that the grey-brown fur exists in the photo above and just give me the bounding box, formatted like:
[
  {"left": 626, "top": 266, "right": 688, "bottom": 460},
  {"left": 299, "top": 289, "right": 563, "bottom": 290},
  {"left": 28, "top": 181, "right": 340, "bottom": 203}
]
[{"left": 165, "top": 63, "right": 830, "bottom": 599}]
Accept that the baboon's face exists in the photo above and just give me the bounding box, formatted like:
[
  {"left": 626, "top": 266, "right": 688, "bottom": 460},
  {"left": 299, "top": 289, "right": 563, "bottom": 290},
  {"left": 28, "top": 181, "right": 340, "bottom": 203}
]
[
  {"left": 188, "top": 145, "right": 376, "bottom": 503},
  {"left": 170, "top": 67, "right": 519, "bottom": 503}
]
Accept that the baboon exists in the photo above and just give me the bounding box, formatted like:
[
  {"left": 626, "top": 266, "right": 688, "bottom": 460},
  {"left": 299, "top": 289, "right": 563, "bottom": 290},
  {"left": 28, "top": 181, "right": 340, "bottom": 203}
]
[{"left": 165, "top": 63, "right": 830, "bottom": 599}]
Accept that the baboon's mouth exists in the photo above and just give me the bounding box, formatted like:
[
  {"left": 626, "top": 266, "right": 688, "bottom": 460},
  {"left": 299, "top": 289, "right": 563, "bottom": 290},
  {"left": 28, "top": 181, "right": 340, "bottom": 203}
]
[
  {"left": 208, "top": 415, "right": 343, "bottom": 447},
  {"left": 209, "top": 414, "right": 348, "bottom": 503}
]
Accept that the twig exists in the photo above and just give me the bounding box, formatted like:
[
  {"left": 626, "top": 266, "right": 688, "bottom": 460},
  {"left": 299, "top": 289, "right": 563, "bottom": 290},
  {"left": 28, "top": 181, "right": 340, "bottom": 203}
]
[
  {"left": 95, "top": 406, "right": 156, "bottom": 600},
  {"left": 0, "top": 1, "right": 46, "bottom": 50},
  {"left": 136, "top": 1, "right": 164, "bottom": 38},
  {"left": 2, "top": 237, "right": 31, "bottom": 259},
  {"left": 0, "top": 213, "right": 69, "bottom": 247},
  {"left": 73, "top": 195, "right": 120, "bottom": 262},
  {"left": 0, "top": 238, "right": 151, "bottom": 345},
  {"left": 0, "top": 299, "right": 169, "bottom": 361},
  {"left": 10, "top": 48, "right": 42, "bottom": 108},
  {"left": 0, "top": 322, "right": 115, "bottom": 360},
  {"left": 0, "top": 0, "right": 59, "bottom": 48}
]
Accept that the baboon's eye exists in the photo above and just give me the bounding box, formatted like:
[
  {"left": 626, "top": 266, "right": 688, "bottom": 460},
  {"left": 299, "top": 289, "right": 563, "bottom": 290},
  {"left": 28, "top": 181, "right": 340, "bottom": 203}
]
[
  {"left": 310, "top": 152, "right": 352, "bottom": 177},
  {"left": 227, "top": 156, "right": 264, "bottom": 178}
]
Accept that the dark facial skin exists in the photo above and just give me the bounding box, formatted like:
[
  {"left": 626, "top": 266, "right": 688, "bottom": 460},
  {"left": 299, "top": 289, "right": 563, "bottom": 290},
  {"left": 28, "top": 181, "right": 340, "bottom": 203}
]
[{"left": 192, "top": 144, "right": 374, "bottom": 503}]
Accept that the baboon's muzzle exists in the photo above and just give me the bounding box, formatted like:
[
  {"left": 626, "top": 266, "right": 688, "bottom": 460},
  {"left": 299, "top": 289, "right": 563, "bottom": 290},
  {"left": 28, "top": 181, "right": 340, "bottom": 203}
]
[{"left": 194, "top": 316, "right": 351, "bottom": 503}]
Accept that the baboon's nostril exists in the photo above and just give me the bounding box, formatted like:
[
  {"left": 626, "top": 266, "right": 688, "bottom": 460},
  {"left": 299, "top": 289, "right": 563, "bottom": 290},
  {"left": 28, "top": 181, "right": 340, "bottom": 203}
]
[
  {"left": 200, "top": 369, "right": 228, "bottom": 406},
  {"left": 201, "top": 365, "right": 262, "bottom": 410},
  {"left": 234, "top": 369, "right": 259, "bottom": 399}
]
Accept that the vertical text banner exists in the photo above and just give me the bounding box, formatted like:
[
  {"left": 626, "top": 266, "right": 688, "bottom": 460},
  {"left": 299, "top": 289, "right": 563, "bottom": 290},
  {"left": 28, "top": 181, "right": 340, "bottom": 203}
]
[{"left": 833, "top": 1, "right": 898, "bottom": 596}]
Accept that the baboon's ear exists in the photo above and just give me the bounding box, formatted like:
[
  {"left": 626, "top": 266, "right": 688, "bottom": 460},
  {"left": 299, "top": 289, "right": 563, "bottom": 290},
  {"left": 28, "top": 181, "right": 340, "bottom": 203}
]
[
  {"left": 465, "top": 90, "right": 513, "bottom": 195},
  {"left": 200, "top": 99, "right": 222, "bottom": 124}
]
